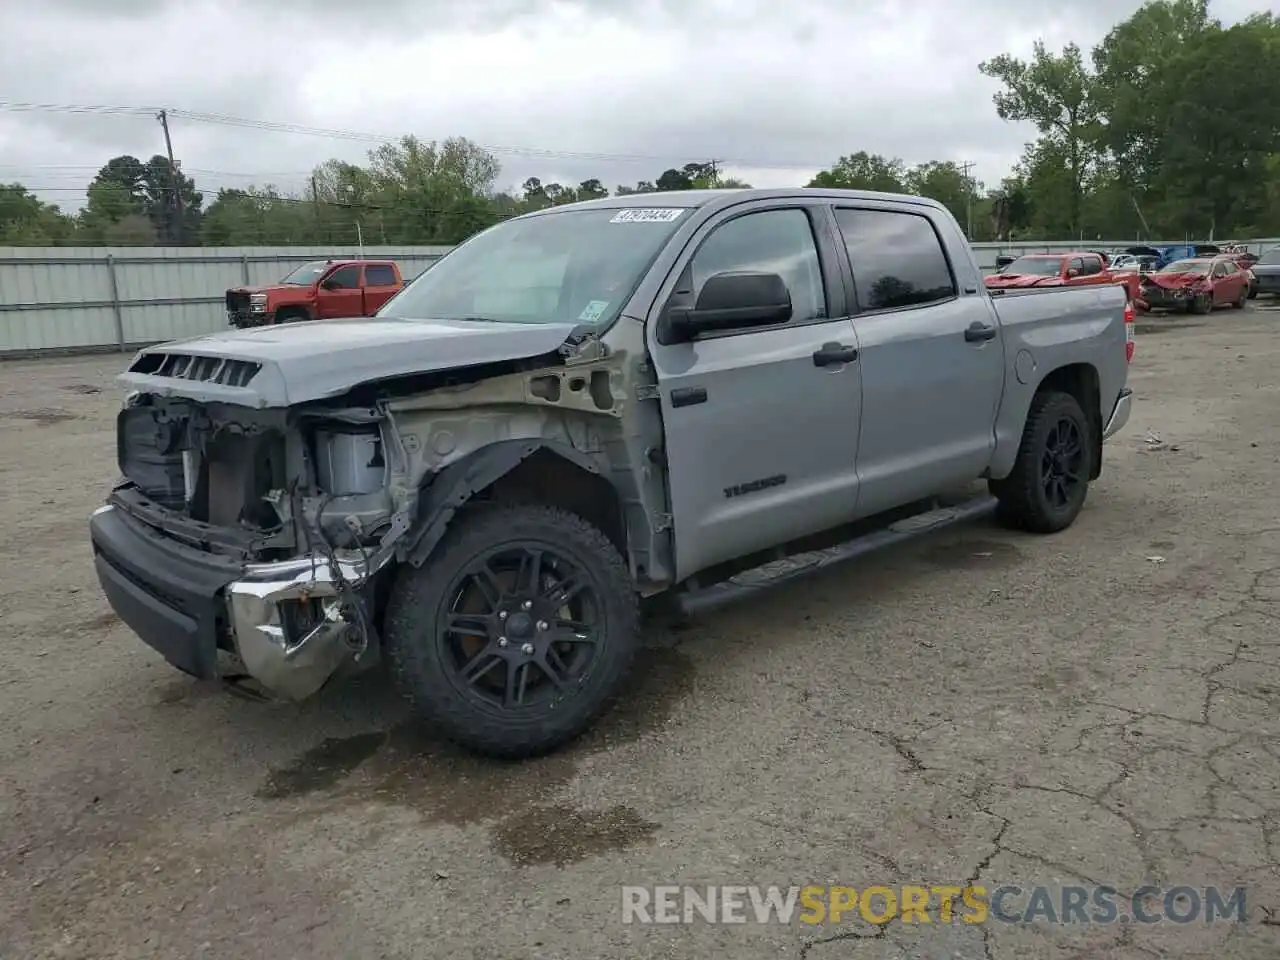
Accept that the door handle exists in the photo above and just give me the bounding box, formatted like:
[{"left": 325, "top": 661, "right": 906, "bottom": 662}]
[
  {"left": 670, "top": 386, "right": 707, "bottom": 408},
  {"left": 964, "top": 322, "right": 998, "bottom": 343},
  {"left": 812, "top": 342, "right": 859, "bottom": 367}
]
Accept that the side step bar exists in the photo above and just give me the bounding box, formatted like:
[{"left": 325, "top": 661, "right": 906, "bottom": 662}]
[{"left": 676, "top": 494, "right": 998, "bottom": 618}]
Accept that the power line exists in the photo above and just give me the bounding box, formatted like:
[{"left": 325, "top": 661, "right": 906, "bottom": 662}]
[{"left": 0, "top": 99, "right": 832, "bottom": 171}]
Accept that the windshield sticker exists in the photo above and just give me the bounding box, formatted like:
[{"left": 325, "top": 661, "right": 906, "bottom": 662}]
[
  {"left": 610, "top": 208, "right": 684, "bottom": 224},
  {"left": 578, "top": 300, "right": 610, "bottom": 322}
]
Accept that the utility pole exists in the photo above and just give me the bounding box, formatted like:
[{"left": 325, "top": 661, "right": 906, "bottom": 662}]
[
  {"left": 959, "top": 161, "right": 976, "bottom": 239},
  {"left": 156, "top": 109, "right": 184, "bottom": 244},
  {"left": 311, "top": 174, "right": 322, "bottom": 240}
]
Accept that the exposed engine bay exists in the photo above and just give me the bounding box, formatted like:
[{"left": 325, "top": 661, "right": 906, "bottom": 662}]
[{"left": 115, "top": 394, "right": 395, "bottom": 563}]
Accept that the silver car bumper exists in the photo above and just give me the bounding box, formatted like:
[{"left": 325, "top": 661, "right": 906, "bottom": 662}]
[
  {"left": 1103, "top": 387, "right": 1133, "bottom": 440},
  {"left": 228, "top": 551, "right": 383, "bottom": 701},
  {"left": 92, "top": 502, "right": 386, "bottom": 701}
]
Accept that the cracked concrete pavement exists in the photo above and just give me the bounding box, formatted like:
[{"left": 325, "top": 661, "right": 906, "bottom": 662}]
[{"left": 2, "top": 302, "right": 1280, "bottom": 959}]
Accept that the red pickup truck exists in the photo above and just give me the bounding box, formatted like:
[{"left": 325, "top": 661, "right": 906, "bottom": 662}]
[
  {"left": 225, "top": 259, "right": 405, "bottom": 328},
  {"left": 986, "top": 252, "right": 1140, "bottom": 300}
]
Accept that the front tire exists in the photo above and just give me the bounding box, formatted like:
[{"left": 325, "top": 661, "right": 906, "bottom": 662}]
[
  {"left": 989, "top": 391, "right": 1092, "bottom": 534},
  {"left": 1191, "top": 293, "right": 1212, "bottom": 314},
  {"left": 384, "top": 503, "right": 641, "bottom": 759},
  {"left": 1233, "top": 285, "right": 1247, "bottom": 309}
]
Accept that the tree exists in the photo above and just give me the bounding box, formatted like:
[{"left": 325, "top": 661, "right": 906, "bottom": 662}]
[
  {"left": 79, "top": 156, "right": 147, "bottom": 240},
  {"left": 0, "top": 184, "right": 73, "bottom": 244},
  {"left": 978, "top": 41, "right": 1102, "bottom": 236},
  {"left": 1091, "top": 0, "right": 1217, "bottom": 186},
  {"left": 655, "top": 167, "right": 694, "bottom": 191},
  {"left": 359, "top": 135, "right": 503, "bottom": 243},
  {"left": 807, "top": 152, "right": 908, "bottom": 192},
  {"left": 140, "top": 154, "right": 203, "bottom": 244},
  {"left": 77, "top": 154, "right": 203, "bottom": 244},
  {"left": 906, "top": 161, "right": 979, "bottom": 234}
]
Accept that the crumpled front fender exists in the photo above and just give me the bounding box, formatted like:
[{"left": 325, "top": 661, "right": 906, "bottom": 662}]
[{"left": 398, "top": 438, "right": 606, "bottom": 568}]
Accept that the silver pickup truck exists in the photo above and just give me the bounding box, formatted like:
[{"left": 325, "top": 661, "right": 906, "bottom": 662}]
[{"left": 90, "top": 188, "right": 1134, "bottom": 758}]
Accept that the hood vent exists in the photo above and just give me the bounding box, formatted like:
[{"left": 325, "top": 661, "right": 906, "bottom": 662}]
[{"left": 129, "top": 352, "right": 261, "bottom": 388}]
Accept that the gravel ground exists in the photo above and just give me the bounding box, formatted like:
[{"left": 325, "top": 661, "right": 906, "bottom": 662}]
[{"left": 2, "top": 302, "right": 1280, "bottom": 960}]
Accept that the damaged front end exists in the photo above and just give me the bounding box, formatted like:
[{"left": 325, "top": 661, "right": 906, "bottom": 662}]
[
  {"left": 91, "top": 318, "right": 648, "bottom": 703},
  {"left": 97, "top": 366, "right": 401, "bottom": 701}
]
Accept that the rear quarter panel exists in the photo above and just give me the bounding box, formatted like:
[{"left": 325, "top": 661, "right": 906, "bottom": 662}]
[{"left": 987, "top": 284, "right": 1130, "bottom": 479}]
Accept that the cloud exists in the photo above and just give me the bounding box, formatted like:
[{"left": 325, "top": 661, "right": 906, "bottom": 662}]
[{"left": 0, "top": 0, "right": 1266, "bottom": 212}]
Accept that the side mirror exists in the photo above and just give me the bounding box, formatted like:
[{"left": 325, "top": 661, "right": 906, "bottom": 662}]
[{"left": 663, "top": 271, "right": 792, "bottom": 342}]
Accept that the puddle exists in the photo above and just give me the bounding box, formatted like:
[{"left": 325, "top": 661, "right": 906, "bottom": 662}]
[
  {"left": 491, "top": 803, "right": 659, "bottom": 866},
  {"left": 256, "top": 645, "right": 697, "bottom": 814},
  {"left": 62, "top": 383, "right": 102, "bottom": 395},
  {"left": 366, "top": 729, "right": 579, "bottom": 827},
  {"left": 256, "top": 732, "right": 385, "bottom": 800},
  {"left": 1149, "top": 540, "right": 1175, "bottom": 551},
  {"left": 923, "top": 539, "right": 1021, "bottom": 569},
  {"left": 8, "top": 408, "right": 80, "bottom": 426}
]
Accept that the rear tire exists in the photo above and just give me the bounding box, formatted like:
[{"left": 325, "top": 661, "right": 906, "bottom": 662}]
[
  {"left": 990, "top": 391, "right": 1092, "bottom": 534},
  {"left": 384, "top": 503, "right": 641, "bottom": 759}
]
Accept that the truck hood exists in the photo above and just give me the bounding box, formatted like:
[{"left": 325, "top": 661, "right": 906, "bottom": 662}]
[
  {"left": 986, "top": 274, "right": 1062, "bottom": 288},
  {"left": 118, "top": 315, "right": 585, "bottom": 408},
  {"left": 1142, "top": 272, "right": 1207, "bottom": 289},
  {"left": 228, "top": 284, "right": 311, "bottom": 297}
]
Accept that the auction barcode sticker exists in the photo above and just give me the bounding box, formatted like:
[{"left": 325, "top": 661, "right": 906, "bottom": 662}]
[{"left": 610, "top": 208, "right": 685, "bottom": 223}]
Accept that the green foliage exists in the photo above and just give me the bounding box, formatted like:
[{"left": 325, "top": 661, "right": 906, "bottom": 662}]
[
  {"left": 0, "top": 184, "right": 73, "bottom": 244},
  {"left": 980, "top": 0, "right": 1280, "bottom": 240},
  {"left": 2, "top": 5, "right": 1276, "bottom": 248}
]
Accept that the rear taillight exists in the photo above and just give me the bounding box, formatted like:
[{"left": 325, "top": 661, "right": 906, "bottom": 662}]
[{"left": 1124, "top": 300, "right": 1135, "bottom": 363}]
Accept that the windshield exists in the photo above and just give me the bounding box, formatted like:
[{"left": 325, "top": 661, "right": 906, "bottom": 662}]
[
  {"left": 1259, "top": 247, "right": 1280, "bottom": 265},
  {"left": 1002, "top": 257, "right": 1062, "bottom": 276},
  {"left": 1160, "top": 260, "right": 1210, "bottom": 275},
  {"left": 280, "top": 261, "right": 331, "bottom": 285},
  {"left": 378, "top": 207, "right": 690, "bottom": 326}
]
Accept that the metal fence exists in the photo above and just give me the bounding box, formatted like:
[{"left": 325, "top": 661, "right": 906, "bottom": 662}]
[
  {"left": 2, "top": 238, "right": 1277, "bottom": 357},
  {"left": 0, "top": 246, "right": 451, "bottom": 357}
]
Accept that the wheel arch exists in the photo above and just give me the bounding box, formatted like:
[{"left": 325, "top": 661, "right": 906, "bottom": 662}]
[
  {"left": 1033, "top": 362, "right": 1103, "bottom": 481},
  {"left": 272, "top": 304, "right": 313, "bottom": 323},
  {"left": 398, "top": 438, "right": 635, "bottom": 573}
]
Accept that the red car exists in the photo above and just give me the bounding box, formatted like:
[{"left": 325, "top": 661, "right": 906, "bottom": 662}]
[
  {"left": 1135, "top": 256, "right": 1251, "bottom": 314},
  {"left": 224, "top": 259, "right": 406, "bottom": 329},
  {"left": 986, "top": 251, "right": 1140, "bottom": 300}
]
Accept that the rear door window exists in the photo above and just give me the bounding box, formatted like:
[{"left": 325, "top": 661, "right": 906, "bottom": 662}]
[
  {"left": 365, "top": 264, "right": 398, "bottom": 286},
  {"left": 832, "top": 208, "right": 957, "bottom": 311}
]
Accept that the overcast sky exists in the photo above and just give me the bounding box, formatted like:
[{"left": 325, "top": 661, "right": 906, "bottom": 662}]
[{"left": 0, "top": 0, "right": 1264, "bottom": 211}]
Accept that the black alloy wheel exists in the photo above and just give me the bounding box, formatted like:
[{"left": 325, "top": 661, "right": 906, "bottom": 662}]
[
  {"left": 1039, "top": 416, "right": 1085, "bottom": 512},
  {"left": 439, "top": 542, "right": 602, "bottom": 712},
  {"left": 384, "top": 503, "right": 640, "bottom": 758}
]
